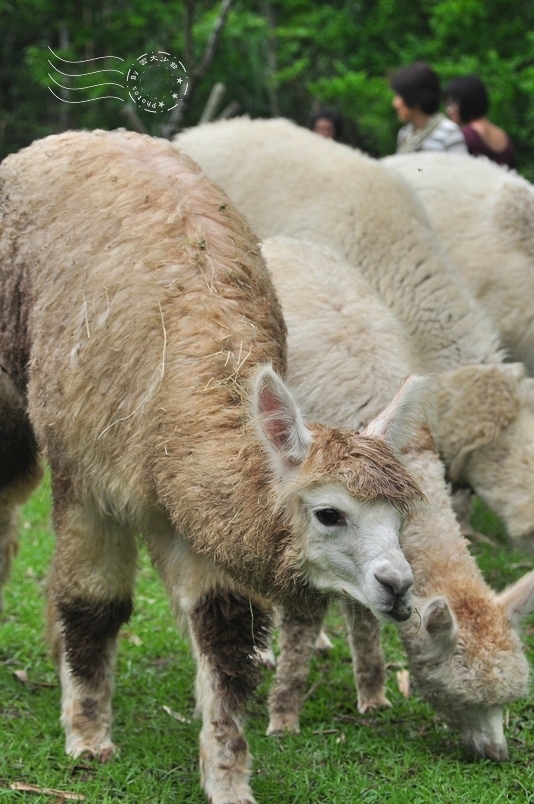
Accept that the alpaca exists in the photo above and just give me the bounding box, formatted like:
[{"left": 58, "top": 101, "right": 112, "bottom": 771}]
[
  {"left": 0, "top": 367, "right": 43, "bottom": 612},
  {"left": 0, "top": 130, "right": 429, "bottom": 804},
  {"left": 383, "top": 152, "right": 534, "bottom": 375},
  {"left": 260, "top": 235, "right": 534, "bottom": 762},
  {"left": 172, "top": 117, "right": 534, "bottom": 550},
  {"left": 173, "top": 117, "right": 500, "bottom": 372}
]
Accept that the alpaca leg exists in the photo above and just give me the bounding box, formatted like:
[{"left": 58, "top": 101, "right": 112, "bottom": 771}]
[
  {"left": 189, "top": 585, "right": 272, "bottom": 804},
  {"left": 0, "top": 366, "right": 43, "bottom": 612},
  {"left": 148, "top": 529, "right": 272, "bottom": 804},
  {"left": 257, "top": 607, "right": 279, "bottom": 669},
  {"left": 0, "top": 494, "right": 20, "bottom": 613},
  {"left": 48, "top": 494, "right": 137, "bottom": 762},
  {"left": 451, "top": 487, "right": 474, "bottom": 533},
  {"left": 267, "top": 608, "right": 325, "bottom": 736},
  {"left": 340, "top": 600, "right": 391, "bottom": 713},
  {"left": 0, "top": 463, "right": 43, "bottom": 613}
]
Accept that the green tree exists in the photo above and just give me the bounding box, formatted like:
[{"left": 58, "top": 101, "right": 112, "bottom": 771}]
[{"left": 1, "top": 1, "right": 533, "bottom": 179}]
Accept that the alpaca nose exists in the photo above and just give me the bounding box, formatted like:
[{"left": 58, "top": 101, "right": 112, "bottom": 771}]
[
  {"left": 374, "top": 566, "right": 414, "bottom": 621},
  {"left": 374, "top": 567, "right": 413, "bottom": 599}
]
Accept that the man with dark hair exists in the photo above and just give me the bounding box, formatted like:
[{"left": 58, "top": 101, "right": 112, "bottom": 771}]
[
  {"left": 444, "top": 75, "right": 516, "bottom": 168},
  {"left": 390, "top": 61, "right": 467, "bottom": 153}
]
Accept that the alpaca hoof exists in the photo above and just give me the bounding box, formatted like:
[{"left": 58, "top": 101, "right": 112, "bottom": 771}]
[
  {"left": 69, "top": 740, "right": 117, "bottom": 763},
  {"left": 357, "top": 694, "right": 392, "bottom": 714},
  {"left": 266, "top": 718, "right": 300, "bottom": 736},
  {"left": 98, "top": 744, "right": 117, "bottom": 763}
]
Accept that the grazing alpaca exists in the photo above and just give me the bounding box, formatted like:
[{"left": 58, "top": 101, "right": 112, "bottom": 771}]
[
  {"left": 261, "top": 235, "right": 534, "bottom": 762},
  {"left": 0, "top": 130, "right": 428, "bottom": 804},
  {"left": 173, "top": 116, "right": 534, "bottom": 551}
]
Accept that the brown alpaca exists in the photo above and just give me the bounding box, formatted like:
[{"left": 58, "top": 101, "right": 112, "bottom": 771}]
[
  {"left": 260, "top": 235, "right": 534, "bottom": 762},
  {"left": 0, "top": 130, "right": 428, "bottom": 804}
]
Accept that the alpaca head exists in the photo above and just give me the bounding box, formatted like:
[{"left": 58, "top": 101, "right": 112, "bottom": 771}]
[
  {"left": 401, "top": 570, "right": 534, "bottom": 760},
  {"left": 252, "top": 366, "right": 428, "bottom": 621}
]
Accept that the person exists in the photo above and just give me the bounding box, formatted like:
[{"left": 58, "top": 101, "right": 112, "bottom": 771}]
[
  {"left": 309, "top": 109, "right": 342, "bottom": 141},
  {"left": 444, "top": 75, "right": 516, "bottom": 169},
  {"left": 390, "top": 61, "right": 467, "bottom": 154}
]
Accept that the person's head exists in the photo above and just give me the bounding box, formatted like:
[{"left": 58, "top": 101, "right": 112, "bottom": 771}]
[
  {"left": 390, "top": 61, "right": 441, "bottom": 117},
  {"left": 310, "top": 109, "right": 342, "bottom": 140},
  {"left": 444, "top": 75, "right": 489, "bottom": 125}
]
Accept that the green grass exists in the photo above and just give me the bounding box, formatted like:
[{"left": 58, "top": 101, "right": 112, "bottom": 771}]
[{"left": 1, "top": 478, "right": 533, "bottom": 803}]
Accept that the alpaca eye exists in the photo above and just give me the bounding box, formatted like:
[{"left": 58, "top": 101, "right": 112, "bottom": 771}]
[{"left": 315, "top": 508, "right": 343, "bottom": 526}]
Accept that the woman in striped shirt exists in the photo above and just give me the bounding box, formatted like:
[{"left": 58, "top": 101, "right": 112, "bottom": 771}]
[{"left": 390, "top": 61, "right": 467, "bottom": 154}]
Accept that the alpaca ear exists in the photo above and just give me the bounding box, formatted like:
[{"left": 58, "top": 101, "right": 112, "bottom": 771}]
[
  {"left": 498, "top": 570, "right": 534, "bottom": 626},
  {"left": 362, "top": 374, "right": 434, "bottom": 452},
  {"left": 252, "top": 364, "right": 313, "bottom": 470},
  {"left": 422, "top": 597, "right": 457, "bottom": 646}
]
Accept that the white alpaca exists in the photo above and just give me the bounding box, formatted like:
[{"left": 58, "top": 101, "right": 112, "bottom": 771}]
[
  {"left": 172, "top": 117, "right": 534, "bottom": 549},
  {"left": 0, "top": 129, "right": 431, "bottom": 804},
  {"left": 261, "top": 235, "right": 534, "bottom": 761},
  {"left": 383, "top": 152, "right": 534, "bottom": 375},
  {"left": 174, "top": 117, "right": 500, "bottom": 371}
]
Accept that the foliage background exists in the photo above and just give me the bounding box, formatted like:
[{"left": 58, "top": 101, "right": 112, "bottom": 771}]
[{"left": 1, "top": 0, "right": 534, "bottom": 179}]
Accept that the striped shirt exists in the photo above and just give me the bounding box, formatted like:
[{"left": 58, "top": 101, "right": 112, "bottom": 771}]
[{"left": 397, "top": 114, "right": 467, "bottom": 154}]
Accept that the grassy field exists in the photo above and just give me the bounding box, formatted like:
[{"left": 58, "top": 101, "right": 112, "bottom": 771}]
[{"left": 1, "top": 474, "right": 533, "bottom": 803}]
